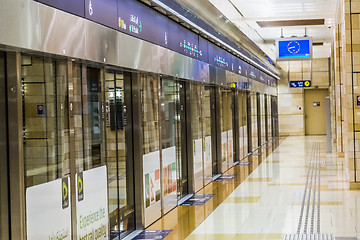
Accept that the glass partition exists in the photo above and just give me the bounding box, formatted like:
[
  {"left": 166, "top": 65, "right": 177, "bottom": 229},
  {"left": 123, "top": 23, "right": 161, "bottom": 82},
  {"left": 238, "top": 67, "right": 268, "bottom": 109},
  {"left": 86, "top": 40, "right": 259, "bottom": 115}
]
[
  {"left": 22, "top": 56, "right": 73, "bottom": 240},
  {"left": 105, "top": 71, "right": 134, "bottom": 237},
  {"left": 242, "top": 92, "right": 249, "bottom": 158},
  {"left": 191, "top": 83, "right": 204, "bottom": 192},
  {"left": 80, "top": 67, "right": 106, "bottom": 170},
  {"left": 267, "top": 95, "right": 272, "bottom": 141},
  {"left": 220, "top": 89, "right": 233, "bottom": 172},
  {"left": 22, "top": 55, "right": 70, "bottom": 188},
  {"left": 251, "top": 93, "right": 258, "bottom": 152},
  {"left": 160, "top": 78, "right": 180, "bottom": 213},
  {"left": 257, "top": 93, "right": 262, "bottom": 148},
  {"left": 238, "top": 92, "right": 244, "bottom": 160},
  {"left": 203, "top": 85, "right": 212, "bottom": 185},
  {"left": 141, "top": 74, "right": 161, "bottom": 226},
  {"left": 175, "top": 81, "right": 188, "bottom": 199},
  {"left": 260, "top": 94, "right": 266, "bottom": 146}
]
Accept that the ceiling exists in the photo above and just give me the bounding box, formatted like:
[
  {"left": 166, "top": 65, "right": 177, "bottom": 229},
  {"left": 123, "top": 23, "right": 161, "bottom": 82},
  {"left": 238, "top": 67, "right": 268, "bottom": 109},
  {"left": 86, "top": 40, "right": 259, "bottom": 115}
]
[{"left": 208, "top": 0, "right": 338, "bottom": 59}]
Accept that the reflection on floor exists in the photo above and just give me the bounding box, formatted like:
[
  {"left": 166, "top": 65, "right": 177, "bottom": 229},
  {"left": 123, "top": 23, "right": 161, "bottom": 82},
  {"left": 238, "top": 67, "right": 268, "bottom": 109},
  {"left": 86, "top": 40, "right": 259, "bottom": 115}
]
[{"left": 147, "top": 136, "right": 360, "bottom": 240}]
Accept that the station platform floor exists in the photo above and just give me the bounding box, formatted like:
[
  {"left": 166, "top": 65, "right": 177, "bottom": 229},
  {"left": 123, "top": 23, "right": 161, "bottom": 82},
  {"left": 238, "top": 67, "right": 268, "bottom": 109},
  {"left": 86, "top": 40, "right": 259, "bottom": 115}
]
[{"left": 144, "top": 136, "right": 360, "bottom": 240}]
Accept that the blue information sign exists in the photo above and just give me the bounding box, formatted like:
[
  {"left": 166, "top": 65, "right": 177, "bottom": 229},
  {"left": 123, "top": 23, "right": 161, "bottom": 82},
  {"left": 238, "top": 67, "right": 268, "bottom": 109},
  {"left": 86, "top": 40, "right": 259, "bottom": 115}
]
[
  {"left": 289, "top": 81, "right": 311, "bottom": 88},
  {"left": 85, "top": 0, "right": 118, "bottom": 29}
]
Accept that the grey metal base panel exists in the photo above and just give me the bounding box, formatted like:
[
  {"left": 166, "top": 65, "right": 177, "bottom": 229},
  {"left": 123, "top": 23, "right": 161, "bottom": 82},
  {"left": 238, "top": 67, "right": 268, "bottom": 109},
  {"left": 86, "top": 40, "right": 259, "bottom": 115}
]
[
  {"left": 119, "top": 230, "right": 143, "bottom": 240},
  {"left": 212, "top": 174, "right": 222, "bottom": 181},
  {"left": 237, "top": 161, "right": 252, "bottom": 166},
  {"left": 177, "top": 194, "right": 195, "bottom": 206}
]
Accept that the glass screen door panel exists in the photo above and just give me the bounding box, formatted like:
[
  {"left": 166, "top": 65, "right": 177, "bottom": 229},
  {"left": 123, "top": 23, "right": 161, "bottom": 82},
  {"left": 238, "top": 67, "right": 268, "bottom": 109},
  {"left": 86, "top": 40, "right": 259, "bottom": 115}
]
[
  {"left": 141, "top": 74, "right": 161, "bottom": 227},
  {"left": 271, "top": 96, "right": 276, "bottom": 138},
  {"left": 21, "top": 56, "right": 71, "bottom": 240},
  {"left": 191, "top": 83, "right": 204, "bottom": 193},
  {"left": 256, "top": 93, "right": 262, "bottom": 148},
  {"left": 228, "top": 91, "right": 234, "bottom": 166},
  {"left": 80, "top": 67, "right": 106, "bottom": 171},
  {"left": 21, "top": 56, "right": 70, "bottom": 188},
  {"left": 105, "top": 71, "right": 135, "bottom": 238},
  {"left": 242, "top": 92, "right": 249, "bottom": 158},
  {"left": 220, "top": 89, "right": 233, "bottom": 172},
  {"left": 237, "top": 92, "right": 244, "bottom": 161},
  {"left": 250, "top": 93, "right": 258, "bottom": 152},
  {"left": 267, "top": 95, "right": 272, "bottom": 140},
  {"left": 260, "top": 94, "right": 266, "bottom": 145},
  {"left": 210, "top": 87, "right": 218, "bottom": 176},
  {"left": 203, "top": 85, "right": 212, "bottom": 185},
  {"left": 176, "top": 81, "right": 188, "bottom": 199},
  {"left": 0, "top": 52, "right": 9, "bottom": 240},
  {"left": 160, "top": 78, "right": 180, "bottom": 214}
]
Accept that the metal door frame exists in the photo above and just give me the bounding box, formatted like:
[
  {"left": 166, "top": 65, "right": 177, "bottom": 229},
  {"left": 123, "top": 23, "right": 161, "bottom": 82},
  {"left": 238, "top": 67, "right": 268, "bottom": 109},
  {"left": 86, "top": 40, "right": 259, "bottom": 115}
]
[
  {"left": 0, "top": 51, "right": 10, "bottom": 240},
  {"left": 6, "top": 52, "right": 26, "bottom": 240}
]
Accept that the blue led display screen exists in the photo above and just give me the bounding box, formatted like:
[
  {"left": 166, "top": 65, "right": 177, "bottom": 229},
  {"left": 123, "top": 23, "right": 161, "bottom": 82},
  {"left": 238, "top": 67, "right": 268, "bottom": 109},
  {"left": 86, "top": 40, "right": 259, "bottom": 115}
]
[
  {"left": 167, "top": 20, "right": 200, "bottom": 58},
  {"left": 277, "top": 38, "right": 312, "bottom": 60},
  {"left": 208, "top": 42, "right": 229, "bottom": 70},
  {"left": 198, "top": 36, "right": 209, "bottom": 63}
]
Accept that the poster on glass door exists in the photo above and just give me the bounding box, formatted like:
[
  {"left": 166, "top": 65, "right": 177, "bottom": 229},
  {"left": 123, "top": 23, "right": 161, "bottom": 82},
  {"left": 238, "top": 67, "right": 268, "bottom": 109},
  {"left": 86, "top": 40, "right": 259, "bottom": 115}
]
[
  {"left": 162, "top": 146, "right": 177, "bottom": 196},
  {"left": 76, "top": 166, "right": 109, "bottom": 240},
  {"left": 228, "top": 130, "right": 233, "bottom": 160},
  {"left": 143, "top": 151, "right": 161, "bottom": 208},
  {"left": 221, "top": 131, "right": 228, "bottom": 162},
  {"left": 26, "top": 177, "right": 71, "bottom": 240},
  {"left": 193, "top": 139, "right": 203, "bottom": 176}
]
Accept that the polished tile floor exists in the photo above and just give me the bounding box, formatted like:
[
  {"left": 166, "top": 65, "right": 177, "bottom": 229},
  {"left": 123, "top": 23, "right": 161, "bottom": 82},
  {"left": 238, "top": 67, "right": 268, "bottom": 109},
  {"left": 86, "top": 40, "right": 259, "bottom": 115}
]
[{"left": 147, "top": 136, "right": 360, "bottom": 240}]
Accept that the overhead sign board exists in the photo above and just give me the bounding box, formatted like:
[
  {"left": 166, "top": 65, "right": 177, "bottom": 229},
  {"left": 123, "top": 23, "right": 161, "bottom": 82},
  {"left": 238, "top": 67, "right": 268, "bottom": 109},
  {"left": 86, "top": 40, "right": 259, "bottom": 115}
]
[
  {"left": 35, "top": 0, "right": 277, "bottom": 85},
  {"left": 289, "top": 80, "right": 311, "bottom": 88},
  {"left": 37, "top": 0, "right": 85, "bottom": 17},
  {"left": 276, "top": 37, "right": 313, "bottom": 61}
]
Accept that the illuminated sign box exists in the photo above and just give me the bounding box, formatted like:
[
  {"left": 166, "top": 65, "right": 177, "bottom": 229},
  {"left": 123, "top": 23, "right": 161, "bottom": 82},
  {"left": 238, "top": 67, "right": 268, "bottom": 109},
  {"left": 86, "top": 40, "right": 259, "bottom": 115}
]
[
  {"left": 289, "top": 80, "right": 311, "bottom": 88},
  {"left": 276, "top": 37, "right": 313, "bottom": 61}
]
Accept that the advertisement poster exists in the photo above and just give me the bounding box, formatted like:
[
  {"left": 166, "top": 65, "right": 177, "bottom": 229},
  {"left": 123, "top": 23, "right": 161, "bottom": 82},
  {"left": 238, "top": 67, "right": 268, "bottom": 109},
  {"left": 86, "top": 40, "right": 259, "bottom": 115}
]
[
  {"left": 162, "top": 146, "right": 177, "bottom": 196},
  {"left": 76, "top": 166, "right": 109, "bottom": 240},
  {"left": 193, "top": 138, "right": 203, "bottom": 176},
  {"left": 228, "top": 130, "right": 233, "bottom": 160},
  {"left": 204, "top": 136, "right": 212, "bottom": 171},
  {"left": 26, "top": 177, "right": 71, "bottom": 240},
  {"left": 239, "top": 127, "right": 244, "bottom": 159},
  {"left": 143, "top": 151, "right": 161, "bottom": 208},
  {"left": 221, "top": 131, "right": 228, "bottom": 162}
]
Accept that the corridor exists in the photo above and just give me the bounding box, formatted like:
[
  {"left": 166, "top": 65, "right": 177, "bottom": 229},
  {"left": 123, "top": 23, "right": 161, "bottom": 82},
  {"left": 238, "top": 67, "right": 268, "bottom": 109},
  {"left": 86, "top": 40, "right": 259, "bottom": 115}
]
[{"left": 150, "top": 137, "right": 359, "bottom": 240}]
